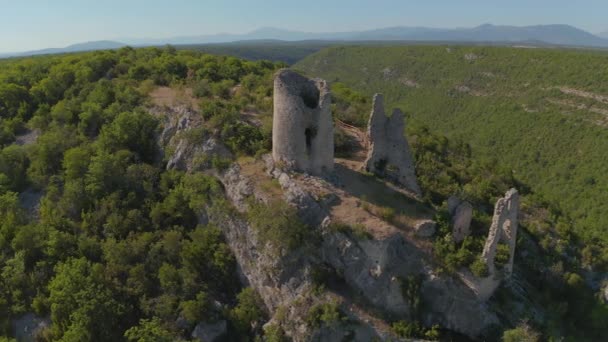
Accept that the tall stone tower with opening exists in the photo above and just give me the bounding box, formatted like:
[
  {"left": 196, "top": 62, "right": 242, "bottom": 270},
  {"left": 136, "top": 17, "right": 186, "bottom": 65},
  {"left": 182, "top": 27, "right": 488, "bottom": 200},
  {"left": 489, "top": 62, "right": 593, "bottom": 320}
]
[{"left": 272, "top": 69, "right": 334, "bottom": 175}]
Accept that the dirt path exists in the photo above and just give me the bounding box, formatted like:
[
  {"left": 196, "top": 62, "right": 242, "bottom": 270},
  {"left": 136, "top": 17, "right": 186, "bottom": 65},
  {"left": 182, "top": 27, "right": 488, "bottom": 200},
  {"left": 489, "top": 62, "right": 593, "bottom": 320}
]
[{"left": 335, "top": 119, "right": 368, "bottom": 167}]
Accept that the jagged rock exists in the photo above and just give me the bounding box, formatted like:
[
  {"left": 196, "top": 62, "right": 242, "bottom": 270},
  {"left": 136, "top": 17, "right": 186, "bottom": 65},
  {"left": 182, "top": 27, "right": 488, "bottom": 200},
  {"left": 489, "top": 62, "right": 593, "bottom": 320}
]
[
  {"left": 277, "top": 172, "right": 328, "bottom": 228},
  {"left": 448, "top": 196, "right": 473, "bottom": 243},
  {"left": 14, "top": 129, "right": 40, "bottom": 146},
  {"left": 155, "top": 105, "right": 232, "bottom": 172},
  {"left": 482, "top": 189, "right": 519, "bottom": 276},
  {"left": 191, "top": 320, "right": 227, "bottom": 342},
  {"left": 12, "top": 313, "right": 50, "bottom": 342},
  {"left": 321, "top": 231, "right": 499, "bottom": 337},
  {"left": 272, "top": 69, "right": 333, "bottom": 175},
  {"left": 363, "top": 94, "right": 421, "bottom": 195},
  {"left": 415, "top": 220, "right": 437, "bottom": 238},
  {"left": 220, "top": 164, "right": 256, "bottom": 212},
  {"left": 18, "top": 188, "right": 43, "bottom": 219}
]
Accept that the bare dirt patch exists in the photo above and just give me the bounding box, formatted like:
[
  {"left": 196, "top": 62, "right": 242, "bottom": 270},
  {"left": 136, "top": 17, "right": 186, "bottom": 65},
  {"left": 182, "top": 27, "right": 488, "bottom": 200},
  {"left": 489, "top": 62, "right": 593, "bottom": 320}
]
[
  {"left": 558, "top": 87, "right": 608, "bottom": 105},
  {"left": 150, "top": 87, "right": 199, "bottom": 109},
  {"left": 15, "top": 129, "right": 40, "bottom": 146}
]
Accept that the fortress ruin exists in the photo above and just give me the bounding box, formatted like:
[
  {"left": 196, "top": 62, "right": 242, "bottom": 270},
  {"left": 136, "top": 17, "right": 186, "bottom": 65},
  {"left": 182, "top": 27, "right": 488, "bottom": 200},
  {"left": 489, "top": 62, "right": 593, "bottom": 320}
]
[
  {"left": 482, "top": 188, "right": 519, "bottom": 276},
  {"left": 272, "top": 69, "right": 333, "bottom": 175},
  {"left": 363, "top": 94, "right": 422, "bottom": 195}
]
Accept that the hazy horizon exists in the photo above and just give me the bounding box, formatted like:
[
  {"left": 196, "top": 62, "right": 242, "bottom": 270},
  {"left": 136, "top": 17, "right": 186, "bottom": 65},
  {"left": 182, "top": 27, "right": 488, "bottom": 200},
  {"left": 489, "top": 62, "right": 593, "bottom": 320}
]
[{"left": 1, "top": 0, "right": 607, "bottom": 53}]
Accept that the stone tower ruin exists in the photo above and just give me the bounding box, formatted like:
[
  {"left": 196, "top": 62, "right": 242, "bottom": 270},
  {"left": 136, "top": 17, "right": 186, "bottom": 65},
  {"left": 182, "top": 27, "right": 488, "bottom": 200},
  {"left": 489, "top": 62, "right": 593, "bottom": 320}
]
[
  {"left": 481, "top": 188, "right": 519, "bottom": 276},
  {"left": 272, "top": 69, "right": 334, "bottom": 175},
  {"left": 363, "top": 94, "right": 421, "bottom": 195}
]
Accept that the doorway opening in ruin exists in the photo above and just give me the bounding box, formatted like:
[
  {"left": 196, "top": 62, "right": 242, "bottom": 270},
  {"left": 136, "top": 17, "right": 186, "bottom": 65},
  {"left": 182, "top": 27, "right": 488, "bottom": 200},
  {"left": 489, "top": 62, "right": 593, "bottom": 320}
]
[{"left": 305, "top": 127, "right": 315, "bottom": 156}]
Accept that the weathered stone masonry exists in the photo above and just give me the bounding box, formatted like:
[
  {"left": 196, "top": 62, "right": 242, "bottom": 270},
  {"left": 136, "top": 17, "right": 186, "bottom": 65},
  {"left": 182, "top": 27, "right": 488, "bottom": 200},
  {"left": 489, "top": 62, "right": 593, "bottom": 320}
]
[
  {"left": 482, "top": 188, "right": 519, "bottom": 276},
  {"left": 363, "top": 94, "right": 421, "bottom": 195},
  {"left": 272, "top": 69, "right": 334, "bottom": 175}
]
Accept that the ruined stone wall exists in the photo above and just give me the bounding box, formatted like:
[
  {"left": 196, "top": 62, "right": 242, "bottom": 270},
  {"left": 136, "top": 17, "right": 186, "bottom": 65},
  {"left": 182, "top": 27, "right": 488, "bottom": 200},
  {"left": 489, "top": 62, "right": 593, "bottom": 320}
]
[
  {"left": 363, "top": 94, "right": 421, "bottom": 195},
  {"left": 482, "top": 189, "right": 519, "bottom": 275},
  {"left": 272, "top": 69, "right": 333, "bottom": 175}
]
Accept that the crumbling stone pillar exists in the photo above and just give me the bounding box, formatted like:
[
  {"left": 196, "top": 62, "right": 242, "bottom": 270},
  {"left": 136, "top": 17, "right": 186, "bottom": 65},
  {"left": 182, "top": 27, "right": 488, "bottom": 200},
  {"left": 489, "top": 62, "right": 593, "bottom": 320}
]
[
  {"left": 363, "top": 94, "right": 421, "bottom": 195},
  {"left": 481, "top": 189, "right": 519, "bottom": 276},
  {"left": 272, "top": 69, "right": 333, "bottom": 175},
  {"left": 448, "top": 196, "right": 473, "bottom": 243}
]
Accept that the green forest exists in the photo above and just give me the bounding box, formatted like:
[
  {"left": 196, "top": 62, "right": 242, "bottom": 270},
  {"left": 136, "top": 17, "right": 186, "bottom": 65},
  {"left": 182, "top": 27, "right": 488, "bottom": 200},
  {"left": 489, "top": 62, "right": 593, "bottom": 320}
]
[
  {"left": 1, "top": 43, "right": 608, "bottom": 341},
  {"left": 0, "top": 46, "right": 282, "bottom": 341},
  {"left": 297, "top": 45, "right": 608, "bottom": 253}
]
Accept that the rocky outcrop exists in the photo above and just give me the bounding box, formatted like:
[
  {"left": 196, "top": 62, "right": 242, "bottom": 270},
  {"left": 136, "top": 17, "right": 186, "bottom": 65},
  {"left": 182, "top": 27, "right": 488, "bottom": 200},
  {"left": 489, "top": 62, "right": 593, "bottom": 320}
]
[
  {"left": 12, "top": 313, "right": 50, "bottom": 342},
  {"left": 448, "top": 196, "right": 473, "bottom": 243},
  {"left": 192, "top": 320, "right": 227, "bottom": 342},
  {"left": 272, "top": 69, "right": 334, "bottom": 175},
  {"left": 155, "top": 105, "right": 232, "bottom": 172},
  {"left": 414, "top": 220, "right": 437, "bottom": 238},
  {"left": 363, "top": 94, "right": 421, "bottom": 196},
  {"left": 482, "top": 189, "right": 519, "bottom": 276},
  {"left": 321, "top": 227, "right": 499, "bottom": 337},
  {"left": 155, "top": 101, "right": 502, "bottom": 340},
  {"left": 212, "top": 156, "right": 503, "bottom": 339}
]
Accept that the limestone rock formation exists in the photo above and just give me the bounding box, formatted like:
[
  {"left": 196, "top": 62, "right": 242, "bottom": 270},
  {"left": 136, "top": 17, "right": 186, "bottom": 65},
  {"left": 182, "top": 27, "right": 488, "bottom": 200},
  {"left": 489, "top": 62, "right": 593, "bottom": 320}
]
[
  {"left": 272, "top": 69, "right": 333, "bottom": 175},
  {"left": 12, "top": 313, "right": 50, "bottom": 342},
  {"left": 448, "top": 196, "right": 473, "bottom": 243},
  {"left": 192, "top": 320, "right": 227, "bottom": 342},
  {"left": 414, "top": 220, "right": 437, "bottom": 238},
  {"left": 363, "top": 94, "right": 421, "bottom": 195},
  {"left": 482, "top": 189, "right": 519, "bottom": 276},
  {"left": 155, "top": 105, "right": 232, "bottom": 172}
]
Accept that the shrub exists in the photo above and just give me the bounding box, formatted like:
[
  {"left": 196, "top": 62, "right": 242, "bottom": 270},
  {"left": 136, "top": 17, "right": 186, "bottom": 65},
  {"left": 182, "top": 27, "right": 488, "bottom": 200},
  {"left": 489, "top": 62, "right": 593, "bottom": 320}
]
[
  {"left": 247, "top": 200, "right": 310, "bottom": 255},
  {"left": 229, "top": 288, "right": 265, "bottom": 336},
  {"left": 470, "top": 258, "right": 490, "bottom": 278},
  {"left": 502, "top": 323, "right": 541, "bottom": 342},
  {"left": 328, "top": 222, "right": 372, "bottom": 240},
  {"left": 306, "top": 301, "right": 343, "bottom": 328}
]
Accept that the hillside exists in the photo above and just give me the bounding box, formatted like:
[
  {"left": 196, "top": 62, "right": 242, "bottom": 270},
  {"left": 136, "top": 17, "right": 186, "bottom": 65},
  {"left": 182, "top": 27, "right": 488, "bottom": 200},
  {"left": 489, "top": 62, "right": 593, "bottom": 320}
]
[
  {"left": 296, "top": 45, "right": 608, "bottom": 246},
  {"left": 122, "top": 24, "right": 608, "bottom": 48},
  {"left": 1, "top": 41, "right": 126, "bottom": 58},
  {"left": 1, "top": 45, "right": 607, "bottom": 341}
]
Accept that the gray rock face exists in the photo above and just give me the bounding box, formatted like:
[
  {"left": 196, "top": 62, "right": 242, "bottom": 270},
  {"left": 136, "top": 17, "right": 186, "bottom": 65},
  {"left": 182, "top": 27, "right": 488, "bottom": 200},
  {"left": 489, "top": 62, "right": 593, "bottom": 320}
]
[
  {"left": 414, "top": 220, "right": 437, "bottom": 238},
  {"left": 363, "top": 94, "right": 421, "bottom": 195},
  {"left": 192, "top": 320, "right": 227, "bottom": 342},
  {"left": 156, "top": 105, "right": 232, "bottom": 172},
  {"left": 448, "top": 196, "right": 473, "bottom": 243},
  {"left": 482, "top": 189, "right": 519, "bottom": 276},
  {"left": 12, "top": 313, "right": 50, "bottom": 342},
  {"left": 321, "top": 231, "right": 499, "bottom": 337},
  {"left": 272, "top": 69, "right": 334, "bottom": 175}
]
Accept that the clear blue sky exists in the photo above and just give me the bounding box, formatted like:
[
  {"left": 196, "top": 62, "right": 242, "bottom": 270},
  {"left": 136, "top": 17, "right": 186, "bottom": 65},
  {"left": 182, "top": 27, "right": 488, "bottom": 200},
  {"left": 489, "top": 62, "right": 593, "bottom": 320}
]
[{"left": 1, "top": 0, "right": 607, "bottom": 53}]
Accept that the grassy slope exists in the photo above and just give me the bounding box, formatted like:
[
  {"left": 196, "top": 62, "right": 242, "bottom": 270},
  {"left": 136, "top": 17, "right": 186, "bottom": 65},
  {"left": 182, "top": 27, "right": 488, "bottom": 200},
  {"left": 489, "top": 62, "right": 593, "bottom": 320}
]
[{"left": 296, "top": 45, "right": 608, "bottom": 243}]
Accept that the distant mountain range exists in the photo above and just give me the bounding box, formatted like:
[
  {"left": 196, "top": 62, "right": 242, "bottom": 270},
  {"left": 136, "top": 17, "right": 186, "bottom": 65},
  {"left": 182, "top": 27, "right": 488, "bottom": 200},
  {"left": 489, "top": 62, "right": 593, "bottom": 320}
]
[
  {"left": 2, "top": 24, "right": 608, "bottom": 58},
  {"left": 0, "top": 40, "right": 126, "bottom": 58},
  {"left": 598, "top": 31, "right": 608, "bottom": 39}
]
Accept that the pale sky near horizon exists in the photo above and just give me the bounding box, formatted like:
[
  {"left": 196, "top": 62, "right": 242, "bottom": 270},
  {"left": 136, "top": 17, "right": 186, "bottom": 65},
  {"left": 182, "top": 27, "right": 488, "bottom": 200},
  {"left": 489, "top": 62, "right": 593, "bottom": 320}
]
[{"left": 0, "top": 0, "right": 607, "bottom": 53}]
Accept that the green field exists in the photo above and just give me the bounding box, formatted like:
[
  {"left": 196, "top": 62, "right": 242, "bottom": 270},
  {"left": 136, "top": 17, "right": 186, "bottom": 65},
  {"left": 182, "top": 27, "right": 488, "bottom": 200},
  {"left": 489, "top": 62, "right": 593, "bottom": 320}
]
[{"left": 297, "top": 45, "right": 608, "bottom": 244}]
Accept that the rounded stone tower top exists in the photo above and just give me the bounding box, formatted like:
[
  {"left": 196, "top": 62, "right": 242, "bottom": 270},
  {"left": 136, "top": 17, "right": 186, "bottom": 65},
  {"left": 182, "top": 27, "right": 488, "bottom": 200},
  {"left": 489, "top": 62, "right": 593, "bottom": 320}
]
[{"left": 274, "top": 69, "right": 330, "bottom": 110}]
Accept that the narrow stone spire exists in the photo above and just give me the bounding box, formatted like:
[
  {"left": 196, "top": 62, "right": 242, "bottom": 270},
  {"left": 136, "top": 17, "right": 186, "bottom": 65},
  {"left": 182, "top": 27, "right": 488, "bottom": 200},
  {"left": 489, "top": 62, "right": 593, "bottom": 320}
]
[{"left": 363, "top": 94, "right": 421, "bottom": 195}]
